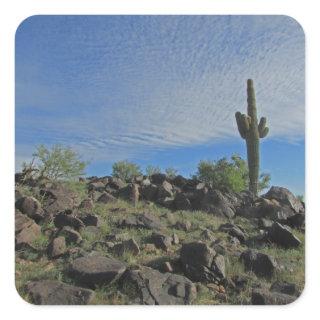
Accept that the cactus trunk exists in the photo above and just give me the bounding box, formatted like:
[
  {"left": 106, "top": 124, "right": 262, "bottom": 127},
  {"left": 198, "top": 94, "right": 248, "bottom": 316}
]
[{"left": 235, "top": 79, "right": 269, "bottom": 197}]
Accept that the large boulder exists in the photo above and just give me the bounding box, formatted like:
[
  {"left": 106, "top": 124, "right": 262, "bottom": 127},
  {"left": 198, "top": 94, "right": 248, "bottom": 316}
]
[
  {"left": 121, "top": 266, "right": 196, "bottom": 305},
  {"left": 157, "top": 181, "right": 174, "bottom": 199},
  {"left": 150, "top": 173, "right": 167, "bottom": 185},
  {"left": 140, "top": 184, "right": 158, "bottom": 201},
  {"left": 174, "top": 193, "right": 191, "bottom": 210},
  {"left": 40, "top": 185, "right": 77, "bottom": 215},
  {"left": 201, "top": 190, "right": 235, "bottom": 218},
  {"left": 240, "top": 249, "right": 277, "bottom": 278},
  {"left": 26, "top": 280, "right": 95, "bottom": 305},
  {"left": 54, "top": 212, "right": 85, "bottom": 231},
  {"left": 117, "top": 183, "right": 140, "bottom": 205},
  {"left": 15, "top": 212, "right": 41, "bottom": 249},
  {"left": 180, "top": 241, "right": 225, "bottom": 283},
  {"left": 69, "top": 255, "right": 126, "bottom": 288},
  {"left": 15, "top": 196, "right": 44, "bottom": 222},
  {"left": 263, "top": 186, "right": 304, "bottom": 213},
  {"left": 268, "top": 222, "right": 301, "bottom": 248}
]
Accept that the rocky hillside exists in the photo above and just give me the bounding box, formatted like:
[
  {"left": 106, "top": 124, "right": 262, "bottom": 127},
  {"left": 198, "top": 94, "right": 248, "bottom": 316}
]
[{"left": 15, "top": 173, "right": 305, "bottom": 305}]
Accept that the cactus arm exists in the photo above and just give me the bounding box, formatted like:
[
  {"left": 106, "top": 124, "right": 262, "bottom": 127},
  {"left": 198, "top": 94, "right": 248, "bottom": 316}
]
[
  {"left": 259, "top": 126, "right": 269, "bottom": 138},
  {"left": 235, "top": 112, "right": 248, "bottom": 139}
]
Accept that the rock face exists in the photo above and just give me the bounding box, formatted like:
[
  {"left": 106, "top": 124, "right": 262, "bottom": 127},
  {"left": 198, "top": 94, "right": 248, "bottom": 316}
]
[
  {"left": 122, "top": 266, "right": 197, "bottom": 305},
  {"left": 69, "top": 255, "right": 126, "bottom": 288},
  {"left": 180, "top": 241, "right": 225, "bottom": 283},
  {"left": 240, "top": 250, "right": 277, "bottom": 278},
  {"left": 201, "top": 190, "right": 235, "bottom": 218},
  {"left": 251, "top": 288, "right": 296, "bottom": 305},
  {"left": 26, "top": 280, "right": 95, "bottom": 305},
  {"left": 268, "top": 222, "right": 301, "bottom": 248},
  {"left": 15, "top": 212, "right": 41, "bottom": 249},
  {"left": 15, "top": 196, "right": 44, "bottom": 222},
  {"left": 263, "top": 186, "right": 304, "bottom": 213},
  {"left": 40, "top": 185, "right": 77, "bottom": 215}
]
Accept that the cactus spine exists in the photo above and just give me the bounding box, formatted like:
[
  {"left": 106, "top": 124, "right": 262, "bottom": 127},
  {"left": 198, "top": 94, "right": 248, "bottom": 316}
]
[{"left": 235, "top": 79, "right": 269, "bottom": 197}]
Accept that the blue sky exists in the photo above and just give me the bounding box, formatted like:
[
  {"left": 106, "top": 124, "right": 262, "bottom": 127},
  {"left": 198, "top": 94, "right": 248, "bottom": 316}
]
[{"left": 15, "top": 15, "right": 305, "bottom": 195}]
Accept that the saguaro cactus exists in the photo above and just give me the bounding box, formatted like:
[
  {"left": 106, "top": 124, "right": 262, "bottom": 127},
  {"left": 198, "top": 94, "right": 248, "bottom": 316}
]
[{"left": 235, "top": 79, "right": 269, "bottom": 197}]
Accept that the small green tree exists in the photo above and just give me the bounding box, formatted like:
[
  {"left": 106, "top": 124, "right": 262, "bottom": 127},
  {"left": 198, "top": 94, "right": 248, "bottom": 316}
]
[
  {"left": 31, "top": 144, "right": 87, "bottom": 180},
  {"left": 112, "top": 160, "right": 142, "bottom": 181},
  {"left": 145, "top": 165, "right": 161, "bottom": 176},
  {"left": 165, "top": 167, "right": 178, "bottom": 179},
  {"left": 195, "top": 154, "right": 270, "bottom": 193}
]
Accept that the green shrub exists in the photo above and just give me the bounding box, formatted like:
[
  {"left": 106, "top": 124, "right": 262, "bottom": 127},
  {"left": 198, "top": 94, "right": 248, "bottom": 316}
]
[
  {"left": 165, "top": 167, "right": 178, "bottom": 179},
  {"left": 195, "top": 154, "right": 270, "bottom": 193},
  {"left": 25, "top": 144, "right": 87, "bottom": 181},
  {"left": 145, "top": 165, "right": 161, "bottom": 176},
  {"left": 112, "top": 160, "right": 142, "bottom": 181}
]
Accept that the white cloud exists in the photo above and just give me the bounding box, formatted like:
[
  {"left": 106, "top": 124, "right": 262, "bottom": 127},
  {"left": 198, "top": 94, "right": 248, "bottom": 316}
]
[{"left": 15, "top": 16, "right": 304, "bottom": 166}]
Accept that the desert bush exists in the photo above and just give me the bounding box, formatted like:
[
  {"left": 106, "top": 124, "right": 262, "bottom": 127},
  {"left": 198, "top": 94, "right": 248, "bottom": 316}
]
[
  {"left": 23, "top": 144, "right": 87, "bottom": 181},
  {"left": 165, "top": 167, "right": 178, "bottom": 179},
  {"left": 195, "top": 154, "right": 270, "bottom": 193},
  {"left": 112, "top": 160, "right": 142, "bottom": 181},
  {"left": 145, "top": 165, "right": 161, "bottom": 176}
]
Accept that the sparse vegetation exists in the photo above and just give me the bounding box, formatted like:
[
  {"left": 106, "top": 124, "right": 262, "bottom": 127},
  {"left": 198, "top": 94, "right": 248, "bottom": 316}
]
[{"left": 112, "top": 160, "right": 142, "bottom": 181}]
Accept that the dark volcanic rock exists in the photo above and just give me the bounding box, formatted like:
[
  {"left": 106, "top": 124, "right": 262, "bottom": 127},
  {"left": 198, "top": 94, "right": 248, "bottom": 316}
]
[
  {"left": 80, "top": 214, "right": 101, "bottom": 227},
  {"left": 97, "top": 192, "right": 117, "bottom": 204},
  {"left": 174, "top": 220, "right": 191, "bottom": 231},
  {"left": 150, "top": 173, "right": 167, "bottom": 185},
  {"left": 174, "top": 193, "right": 191, "bottom": 210},
  {"left": 157, "top": 181, "right": 174, "bottom": 199},
  {"left": 47, "top": 236, "right": 67, "bottom": 259},
  {"left": 263, "top": 186, "right": 304, "bottom": 213},
  {"left": 119, "top": 213, "right": 163, "bottom": 230},
  {"left": 270, "top": 281, "right": 296, "bottom": 296},
  {"left": 180, "top": 241, "right": 225, "bottom": 283},
  {"left": 78, "top": 198, "right": 94, "bottom": 210},
  {"left": 268, "top": 222, "right": 301, "bottom": 248},
  {"left": 201, "top": 190, "right": 235, "bottom": 218},
  {"left": 150, "top": 233, "right": 173, "bottom": 251},
  {"left": 59, "top": 226, "right": 82, "bottom": 244},
  {"left": 107, "top": 177, "right": 126, "bottom": 190},
  {"left": 15, "top": 212, "right": 41, "bottom": 249},
  {"left": 122, "top": 266, "right": 196, "bottom": 305},
  {"left": 240, "top": 249, "right": 277, "bottom": 278},
  {"left": 26, "top": 280, "right": 94, "bottom": 305},
  {"left": 251, "top": 288, "right": 296, "bottom": 305},
  {"left": 140, "top": 184, "right": 158, "bottom": 201},
  {"left": 54, "top": 212, "right": 85, "bottom": 231},
  {"left": 88, "top": 181, "right": 106, "bottom": 192},
  {"left": 172, "top": 175, "right": 188, "bottom": 188},
  {"left": 40, "top": 185, "right": 77, "bottom": 215},
  {"left": 69, "top": 255, "right": 126, "bottom": 288},
  {"left": 219, "top": 223, "right": 246, "bottom": 243},
  {"left": 113, "top": 238, "right": 140, "bottom": 256},
  {"left": 15, "top": 196, "right": 44, "bottom": 222}
]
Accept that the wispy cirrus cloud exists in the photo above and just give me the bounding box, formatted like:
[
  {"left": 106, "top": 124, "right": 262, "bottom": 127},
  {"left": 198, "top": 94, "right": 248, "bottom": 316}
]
[{"left": 15, "top": 15, "right": 304, "bottom": 167}]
